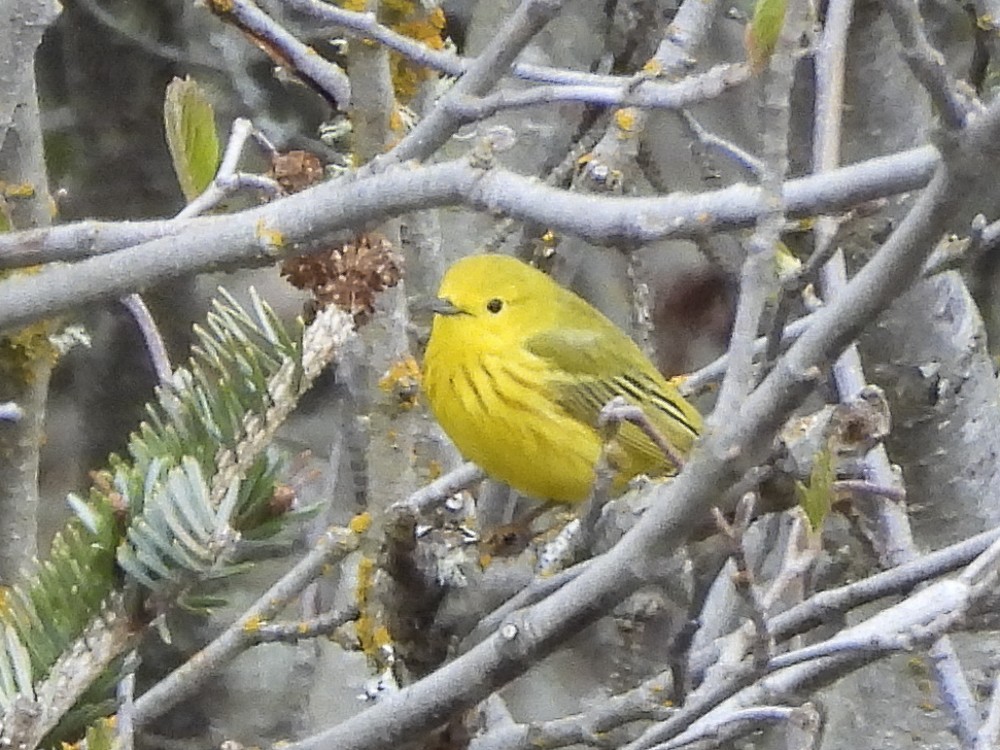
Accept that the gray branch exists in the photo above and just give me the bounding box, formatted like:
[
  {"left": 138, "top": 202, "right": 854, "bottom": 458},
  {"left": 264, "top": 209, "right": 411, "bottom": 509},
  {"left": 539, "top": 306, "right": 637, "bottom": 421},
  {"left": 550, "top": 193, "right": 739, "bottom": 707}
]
[
  {"left": 277, "top": 90, "right": 1000, "bottom": 750},
  {"left": 0, "top": 146, "right": 941, "bottom": 334}
]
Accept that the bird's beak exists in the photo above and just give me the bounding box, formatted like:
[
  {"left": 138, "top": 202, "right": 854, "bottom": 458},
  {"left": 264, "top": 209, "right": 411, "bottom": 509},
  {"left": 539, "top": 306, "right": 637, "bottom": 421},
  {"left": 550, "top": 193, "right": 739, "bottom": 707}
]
[{"left": 431, "top": 297, "right": 465, "bottom": 316}]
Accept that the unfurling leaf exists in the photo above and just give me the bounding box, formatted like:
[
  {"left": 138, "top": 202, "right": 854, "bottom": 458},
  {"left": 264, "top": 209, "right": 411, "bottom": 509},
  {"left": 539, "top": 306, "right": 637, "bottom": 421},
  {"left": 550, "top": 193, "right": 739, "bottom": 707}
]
[
  {"left": 164, "top": 76, "right": 220, "bottom": 201},
  {"left": 795, "top": 443, "right": 834, "bottom": 531},
  {"left": 745, "top": 0, "right": 788, "bottom": 72}
]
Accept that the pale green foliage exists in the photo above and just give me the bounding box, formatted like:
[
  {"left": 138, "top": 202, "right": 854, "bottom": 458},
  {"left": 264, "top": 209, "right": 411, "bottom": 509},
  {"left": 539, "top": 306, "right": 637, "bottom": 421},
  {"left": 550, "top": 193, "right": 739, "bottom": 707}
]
[
  {"left": 116, "top": 457, "right": 246, "bottom": 590},
  {"left": 82, "top": 717, "right": 116, "bottom": 750},
  {"left": 0, "top": 290, "right": 351, "bottom": 746},
  {"left": 795, "top": 444, "right": 834, "bottom": 531},
  {"left": 0, "top": 623, "right": 35, "bottom": 708},
  {"left": 164, "top": 76, "right": 221, "bottom": 201},
  {"left": 746, "top": 0, "right": 788, "bottom": 71}
]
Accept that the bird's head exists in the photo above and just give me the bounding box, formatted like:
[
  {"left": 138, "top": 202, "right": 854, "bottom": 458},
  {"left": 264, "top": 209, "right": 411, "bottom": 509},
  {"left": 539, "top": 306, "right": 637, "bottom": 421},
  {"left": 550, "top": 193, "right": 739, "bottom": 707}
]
[{"left": 430, "top": 254, "right": 558, "bottom": 347}]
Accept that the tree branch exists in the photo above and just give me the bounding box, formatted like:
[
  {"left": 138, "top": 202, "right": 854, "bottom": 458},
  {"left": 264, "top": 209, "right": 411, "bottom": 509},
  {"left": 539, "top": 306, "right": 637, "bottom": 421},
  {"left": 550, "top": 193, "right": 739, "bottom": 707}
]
[
  {"left": 276, "top": 91, "right": 1000, "bottom": 750},
  {"left": 0, "top": 146, "right": 941, "bottom": 333},
  {"left": 132, "top": 525, "right": 360, "bottom": 727}
]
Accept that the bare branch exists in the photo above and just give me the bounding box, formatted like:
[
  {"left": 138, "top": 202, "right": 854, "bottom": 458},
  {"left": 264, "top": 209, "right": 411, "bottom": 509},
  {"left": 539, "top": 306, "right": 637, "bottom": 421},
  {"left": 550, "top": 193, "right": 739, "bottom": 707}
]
[
  {"left": 119, "top": 294, "right": 172, "bottom": 385},
  {"left": 132, "top": 526, "right": 361, "bottom": 728},
  {"left": 213, "top": 0, "right": 351, "bottom": 107},
  {"left": 881, "top": 0, "right": 977, "bottom": 130},
  {"left": 250, "top": 606, "right": 358, "bottom": 644},
  {"left": 0, "top": 147, "right": 942, "bottom": 333},
  {"left": 391, "top": 462, "right": 485, "bottom": 514},
  {"left": 711, "top": 0, "right": 803, "bottom": 426},
  {"left": 279, "top": 0, "right": 651, "bottom": 88},
  {"left": 382, "top": 0, "right": 567, "bottom": 166},
  {"left": 442, "top": 64, "right": 750, "bottom": 122}
]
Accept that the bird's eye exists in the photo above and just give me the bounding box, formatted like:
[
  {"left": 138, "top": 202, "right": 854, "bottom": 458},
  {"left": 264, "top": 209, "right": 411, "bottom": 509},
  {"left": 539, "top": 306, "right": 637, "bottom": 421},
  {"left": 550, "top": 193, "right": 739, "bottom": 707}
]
[{"left": 486, "top": 298, "right": 504, "bottom": 314}]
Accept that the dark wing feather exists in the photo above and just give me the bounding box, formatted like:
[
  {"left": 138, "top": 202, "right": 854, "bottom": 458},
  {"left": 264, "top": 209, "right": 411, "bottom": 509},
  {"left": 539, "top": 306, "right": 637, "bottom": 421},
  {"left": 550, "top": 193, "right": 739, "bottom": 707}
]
[{"left": 524, "top": 328, "right": 701, "bottom": 472}]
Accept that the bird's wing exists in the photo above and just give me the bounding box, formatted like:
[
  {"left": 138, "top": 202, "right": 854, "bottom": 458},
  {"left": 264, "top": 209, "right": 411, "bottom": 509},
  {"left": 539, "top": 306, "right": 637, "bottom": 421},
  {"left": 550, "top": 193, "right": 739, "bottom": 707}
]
[
  {"left": 523, "top": 327, "right": 617, "bottom": 377},
  {"left": 524, "top": 328, "right": 700, "bottom": 471}
]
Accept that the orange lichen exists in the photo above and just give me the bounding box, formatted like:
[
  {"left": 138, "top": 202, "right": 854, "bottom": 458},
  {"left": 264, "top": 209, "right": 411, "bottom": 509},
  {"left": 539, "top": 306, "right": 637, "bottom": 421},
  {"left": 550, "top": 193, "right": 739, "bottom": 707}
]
[
  {"left": 388, "top": 108, "right": 407, "bottom": 134},
  {"left": 642, "top": 59, "right": 664, "bottom": 76},
  {"left": 349, "top": 511, "right": 373, "bottom": 534},
  {"left": 371, "top": 624, "right": 393, "bottom": 649},
  {"left": 1, "top": 181, "right": 36, "bottom": 199},
  {"left": 206, "top": 0, "right": 234, "bottom": 13},
  {"left": 387, "top": 8, "right": 447, "bottom": 102},
  {"left": 381, "top": 0, "right": 418, "bottom": 15},
  {"left": 243, "top": 614, "right": 264, "bottom": 633},
  {"left": 335, "top": 0, "right": 446, "bottom": 102},
  {"left": 614, "top": 107, "right": 639, "bottom": 136},
  {"left": 354, "top": 555, "right": 386, "bottom": 658},
  {"left": 393, "top": 12, "right": 446, "bottom": 48},
  {"left": 0, "top": 319, "right": 59, "bottom": 385},
  {"left": 255, "top": 219, "right": 285, "bottom": 250},
  {"left": 426, "top": 459, "right": 442, "bottom": 481},
  {"left": 378, "top": 355, "right": 421, "bottom": 410}
]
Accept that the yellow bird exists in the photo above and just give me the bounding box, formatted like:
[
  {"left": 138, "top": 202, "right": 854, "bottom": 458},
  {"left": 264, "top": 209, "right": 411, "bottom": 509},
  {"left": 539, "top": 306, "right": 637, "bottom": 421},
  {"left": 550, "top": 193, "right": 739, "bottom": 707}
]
[{"left": 422, "top": 254, "right": 702, "bottom": 503}]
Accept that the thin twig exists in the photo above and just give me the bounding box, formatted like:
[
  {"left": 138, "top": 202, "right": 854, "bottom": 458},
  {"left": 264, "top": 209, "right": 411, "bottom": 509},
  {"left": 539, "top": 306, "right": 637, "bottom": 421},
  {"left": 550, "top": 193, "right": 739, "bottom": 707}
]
[
  {"left": 443, "top": 64, "right": 750, "bottom": 121},
  {"left": 381, "top": 0, "right": 567, "bottom": 166},
  {"left": 599, "top": 396, "right": 687, "bottom": 471},
  {"left": 922, "top": 213, "right": 989, "bottom": 278},
  {"left": 678, "top": 109, "right": 764, "bottom": 177},
  {"left": 280, "top": 0, "right": 664, "bottom": 88},
  {"left": 831, "top": 478, "right": 906, "bottom": 503},
  {"left": 811, "top": 0, "right": 979, "bottom": 741},
  {"left": 0, "top": 148, "right": 945, "bottom": 331},
  {"left": 391, "top": 462, "right": 485, "bottom": 513},
  {"left": 120, "top": 294, "right": 172, "bottom": 385},
  {"left": 115, "top": 651, "right": 139, "bottom": 750},
  {"left": 470, "top": 669, "right": 673, "bottom": 750},
  {"left": 461, "top": 558, "right": 594, "bottom": 651},
  {"left": 276, "top": 94, "right": 1000, "bottom": 750},
  {"left": 759, "top": 512, "right": 816, "bottom": 613},
  {"left": 215, "top": 0, "right": 351, "bottom": 107},
  {"left": 651, "top": 706, "right": 799, "bottom": 750},
  {"left": 681, "top": 314, "right": 814, "bottom": 397},
  {"left": 711, "top": 0, "right": 803, "bottom": 426},
  {"left": 629, "top": 564, "right": 990, "bottom": 750},
  {"left": 570, "top": 0, "right": 722, "bottom": 266},
  {"left": 132, "top": 526, "right": 361, "bottom": 727},
  {"left": 712, "top": 496, "right": 771, "bottom": 668},
  {"left": 880, "top": 0, "right": 977, "bottom": 130},
  {"left": 250, "top": 606, "right": 358, "bottom": 644},
  {"left": 176, "top": 118, "right": 282, "bottom": 220},
  {"left": 121, "top": 117, "right": 282, "bottom": 385}
]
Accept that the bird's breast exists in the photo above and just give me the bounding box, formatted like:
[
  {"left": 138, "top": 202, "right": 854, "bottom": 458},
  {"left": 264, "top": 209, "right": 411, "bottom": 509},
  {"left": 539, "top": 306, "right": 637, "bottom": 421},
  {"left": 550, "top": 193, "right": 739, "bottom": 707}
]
[{"left": 423, "top": 342, "right": 601, "bottom": 502}]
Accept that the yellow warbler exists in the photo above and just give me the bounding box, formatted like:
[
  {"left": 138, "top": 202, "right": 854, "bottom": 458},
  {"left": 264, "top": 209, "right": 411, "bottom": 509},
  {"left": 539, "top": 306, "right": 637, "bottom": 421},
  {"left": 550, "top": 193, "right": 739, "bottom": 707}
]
[{"left": 422, "top": 254, "right": 702, "bottom": 503}]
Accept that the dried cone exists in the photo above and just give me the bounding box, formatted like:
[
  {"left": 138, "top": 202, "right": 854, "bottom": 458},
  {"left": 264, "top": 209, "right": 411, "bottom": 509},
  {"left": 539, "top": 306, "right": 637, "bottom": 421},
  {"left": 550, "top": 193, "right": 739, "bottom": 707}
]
[
  {"left": 281, "top": 233, "right": 403, "bottom": 324},
  {"left": 268, "top": 150, "right": 323, "bottom": 194}
]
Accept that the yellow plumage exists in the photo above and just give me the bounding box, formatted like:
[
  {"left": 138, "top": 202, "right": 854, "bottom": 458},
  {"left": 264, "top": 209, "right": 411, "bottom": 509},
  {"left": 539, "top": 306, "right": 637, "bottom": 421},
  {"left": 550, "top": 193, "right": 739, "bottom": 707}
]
[{"left": 422, "top": 254, "right": 701, "bottom": 503}]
